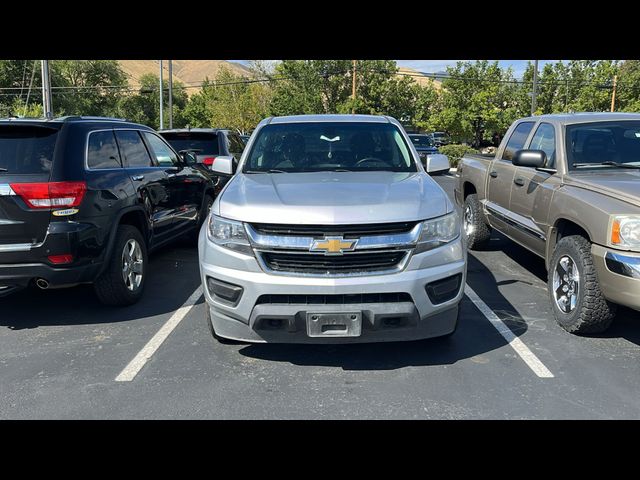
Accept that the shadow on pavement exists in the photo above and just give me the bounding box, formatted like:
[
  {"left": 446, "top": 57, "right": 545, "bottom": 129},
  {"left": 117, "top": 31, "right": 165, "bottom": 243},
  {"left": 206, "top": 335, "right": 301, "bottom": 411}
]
[
  {"left": 0, "top": 244, "right": 202, "bottom": 330},
  {"left": 238, "top": 252, "right": 530, "bottom": 371}
]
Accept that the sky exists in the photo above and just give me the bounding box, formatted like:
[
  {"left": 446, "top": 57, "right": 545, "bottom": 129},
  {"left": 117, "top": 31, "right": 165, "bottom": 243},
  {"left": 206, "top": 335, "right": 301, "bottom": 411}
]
[{"left": 230, "top": 60, "right": 558, "bottom": 79}]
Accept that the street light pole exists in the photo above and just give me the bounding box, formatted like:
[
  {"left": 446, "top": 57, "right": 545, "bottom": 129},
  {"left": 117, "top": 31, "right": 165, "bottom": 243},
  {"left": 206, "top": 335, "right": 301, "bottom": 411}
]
[
  {"left": 159, "top": 60, "right": 164, "bottom": 130},
  {"left": 168, "top": 60, "right": 173, "bottom": 129},
  {"left": 41, "top": 60, "right": 53, "bottom": 119},
  {"left": 610, "top": 74, "right": 618, "bottom": 112},
  {"left": 531, "top": 60, "right": 539, "bottom": 116}
]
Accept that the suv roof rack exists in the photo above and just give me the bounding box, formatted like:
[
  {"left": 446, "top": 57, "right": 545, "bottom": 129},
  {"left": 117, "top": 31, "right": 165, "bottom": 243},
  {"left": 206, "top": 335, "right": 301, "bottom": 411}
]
[{"left": 58, "top": 116, "right": 128, "bottom": 122}]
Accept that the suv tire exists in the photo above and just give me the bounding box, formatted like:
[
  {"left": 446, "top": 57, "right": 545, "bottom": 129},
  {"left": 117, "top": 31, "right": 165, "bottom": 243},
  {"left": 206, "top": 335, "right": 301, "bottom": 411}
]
[
  {"left": 94, "top": 225, "right": 147, "bottom": 306},
  {"left": 548, "top": 235, "right": 616, "bottom": 334},
  {"left": 464, "top": 194, "right": 491, "bottom": 249}
]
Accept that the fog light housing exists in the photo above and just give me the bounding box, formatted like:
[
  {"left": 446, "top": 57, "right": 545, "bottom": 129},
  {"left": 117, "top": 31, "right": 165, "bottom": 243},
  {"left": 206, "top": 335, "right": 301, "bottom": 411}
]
[
  {"left": 425, "top": 273, "right": 462, "bottom": 305},
  {"left": 206, "top": 277, "right": 243, "bottom": 305}
]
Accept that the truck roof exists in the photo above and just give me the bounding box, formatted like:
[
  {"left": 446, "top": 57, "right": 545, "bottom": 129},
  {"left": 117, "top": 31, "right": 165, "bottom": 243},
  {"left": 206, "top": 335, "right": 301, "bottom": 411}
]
[
  {"left": 268, "top": 114, "right": 390, "bottom": 124},
  {"left": 518, "top": 112, "right": 640, "bottom": 125}
]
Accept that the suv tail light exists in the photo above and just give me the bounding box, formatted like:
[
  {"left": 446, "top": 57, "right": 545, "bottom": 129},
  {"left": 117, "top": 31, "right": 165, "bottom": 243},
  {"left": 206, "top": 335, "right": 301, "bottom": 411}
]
[
  {"left": 10, "top": 181, "right": 87, "bottom": 209},
  {"left": 202, "top": 156, "right": 216, "bottom": 167}
]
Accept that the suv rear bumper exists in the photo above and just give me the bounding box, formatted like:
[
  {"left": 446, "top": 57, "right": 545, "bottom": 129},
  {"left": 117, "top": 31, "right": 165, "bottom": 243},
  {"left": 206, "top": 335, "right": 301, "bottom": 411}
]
[{"left": 0, "top": 261, "right": 102, "bottom": 296}]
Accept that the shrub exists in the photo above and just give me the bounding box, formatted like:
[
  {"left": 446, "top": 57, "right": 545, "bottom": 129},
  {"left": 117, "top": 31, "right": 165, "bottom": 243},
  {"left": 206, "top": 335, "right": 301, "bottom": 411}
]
[{"left": 438, "top": 144, "right": 480, "bottom": 168}]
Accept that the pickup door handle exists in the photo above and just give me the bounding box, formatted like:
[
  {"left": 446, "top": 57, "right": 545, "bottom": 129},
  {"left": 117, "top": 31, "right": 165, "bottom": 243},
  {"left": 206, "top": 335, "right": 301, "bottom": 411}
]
[
  {"left": 131, "top": 175, "right": 145, "bottom": 181},
  {"left": 489, "top": 171, "right": 498, "bottom": 178},
  {"left": 514, "top": 178, "right": 525, "bottom": 187}
]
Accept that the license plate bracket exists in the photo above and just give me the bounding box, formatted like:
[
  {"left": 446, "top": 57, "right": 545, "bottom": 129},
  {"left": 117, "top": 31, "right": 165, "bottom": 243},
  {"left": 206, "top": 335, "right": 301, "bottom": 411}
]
[{"left": 306, "top": 312, "right": 362, "bottom": 337}]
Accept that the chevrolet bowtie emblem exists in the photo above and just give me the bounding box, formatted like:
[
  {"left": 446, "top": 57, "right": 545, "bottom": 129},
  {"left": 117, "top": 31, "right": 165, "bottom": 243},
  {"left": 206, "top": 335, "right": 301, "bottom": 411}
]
[{"left": 310, "top": 236, "right": 358, "bottom": 255}]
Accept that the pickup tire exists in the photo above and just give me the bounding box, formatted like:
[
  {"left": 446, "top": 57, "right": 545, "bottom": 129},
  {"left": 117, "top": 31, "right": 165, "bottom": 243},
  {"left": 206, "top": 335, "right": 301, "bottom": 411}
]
[
  {"left": 464, "top": 194, "right": 491, "bottom": 249},
  {"left": 548, "top": 235, "right": 616, "bottom": 334},
  {"left": 94, "top": 225, "right": 147, "bottom": 306}
]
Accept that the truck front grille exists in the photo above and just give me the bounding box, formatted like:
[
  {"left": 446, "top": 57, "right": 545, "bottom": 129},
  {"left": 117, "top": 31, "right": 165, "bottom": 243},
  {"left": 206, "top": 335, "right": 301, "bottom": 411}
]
[
  {"left": 258, "top": 249, "right": 409, "bottom": 276},
  {"left": 250, "top": 221, "right": 418, "bottom": 238}
]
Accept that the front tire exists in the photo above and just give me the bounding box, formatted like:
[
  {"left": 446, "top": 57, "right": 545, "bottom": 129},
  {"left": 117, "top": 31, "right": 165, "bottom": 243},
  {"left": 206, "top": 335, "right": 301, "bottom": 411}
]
[
  {"left": 94, "top": 225, "right": 147, "bottom": 306},
  {"left": 464, "top": 194, "right": 491, "bottom": 249},
  {"left": 548, "top": 235, "right": 616, "bottom": 334}
]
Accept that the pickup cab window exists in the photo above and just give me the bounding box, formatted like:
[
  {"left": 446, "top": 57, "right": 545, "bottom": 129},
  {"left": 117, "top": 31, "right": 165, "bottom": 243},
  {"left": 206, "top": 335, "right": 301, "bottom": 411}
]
[
  {"left": 528, "top": 123, "right": 556, "bottom": 167},
  {"left": 501, "top": 121, "right": 535, "bottom": 161}
]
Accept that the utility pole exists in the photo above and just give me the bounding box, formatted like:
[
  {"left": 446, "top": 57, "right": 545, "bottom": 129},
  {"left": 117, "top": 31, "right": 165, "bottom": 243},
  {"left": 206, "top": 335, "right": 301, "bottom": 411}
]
[
  {"left": 610, "top": 74, "right": 618, "bottom": 112},
  {"left": 531, "top": 60, "right": 539, "bottom": 116},
  {"left": 351, "top": 60, "right": 357, "bottom": 114},
  {"left": 168, "top": 60, "right": 173, "bottom": 129},
  {"left": 41, "top": 60, "right": 53, "bottom": 119},
  {"left": 159, "top": 60, "right": 164, "bottom": 130}
]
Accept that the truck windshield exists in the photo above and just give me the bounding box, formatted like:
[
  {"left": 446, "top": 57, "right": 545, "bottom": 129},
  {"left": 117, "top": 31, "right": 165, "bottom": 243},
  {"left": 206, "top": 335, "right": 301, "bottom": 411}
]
[
  {"left": 243, "top": 122, "right": 417, "bottom": 173},
  {"left": 567, "top": 121, "right": 640, "bottom": 170}
]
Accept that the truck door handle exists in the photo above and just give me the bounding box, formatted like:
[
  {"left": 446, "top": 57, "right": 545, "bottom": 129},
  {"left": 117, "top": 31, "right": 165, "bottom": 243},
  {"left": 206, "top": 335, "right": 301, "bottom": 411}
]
[
  {"left": 131, "top": 175, "right": 145, "bottom": 181},
  {"left": 489, "top": 171, "right": 498, "bottom": 178},
  {"left": 514, "top": 178, "right": 525, "bottom": 186}
]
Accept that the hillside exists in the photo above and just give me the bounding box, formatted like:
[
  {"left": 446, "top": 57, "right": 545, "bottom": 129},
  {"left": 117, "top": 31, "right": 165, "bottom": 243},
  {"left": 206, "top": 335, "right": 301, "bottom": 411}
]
[
  {"left": 118, "top": 60, "right": 253, "bottom": 91},
  {"left": 397, "top": 67, "right": 442, "bottom": 89}
]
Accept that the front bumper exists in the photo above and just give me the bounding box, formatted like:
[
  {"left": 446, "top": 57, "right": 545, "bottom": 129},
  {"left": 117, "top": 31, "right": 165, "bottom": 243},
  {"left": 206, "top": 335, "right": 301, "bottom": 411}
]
[
  {"left": 592, "top": 244, "right": 640, "bottom": 311},
  {"left": 199, "top": 227, "right": 466, "bottom": 343}
]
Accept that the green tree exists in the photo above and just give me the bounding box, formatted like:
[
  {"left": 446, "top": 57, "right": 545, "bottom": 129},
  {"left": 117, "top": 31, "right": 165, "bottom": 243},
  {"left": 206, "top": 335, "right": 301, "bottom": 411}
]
[
  {"left": 615, "top": 60, "right": 640, "bottom": 112},
  {"left": 117, "top": 73, "right": 188, "bottom": 128},
  {"left": 182, "top": 66, "right": 272, "bottom": 133},
  {"left": 0, "top": 60, "right": 41, "bottom": 117}
]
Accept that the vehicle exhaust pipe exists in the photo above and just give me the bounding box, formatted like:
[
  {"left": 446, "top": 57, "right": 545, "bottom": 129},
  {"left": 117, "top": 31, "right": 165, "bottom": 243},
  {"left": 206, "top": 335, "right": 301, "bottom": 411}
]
[{"left": 36, "top": 278, "right": 49, "bottom": 290}]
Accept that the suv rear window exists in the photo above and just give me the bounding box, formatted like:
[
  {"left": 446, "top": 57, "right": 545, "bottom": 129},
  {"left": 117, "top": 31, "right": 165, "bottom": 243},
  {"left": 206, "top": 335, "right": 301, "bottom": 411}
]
[
  {"left": 159, "top": 132, "right": 220, "bottom": 156},
  {"left": 0, "top": 125, "right": 58, "bottom": 174}
]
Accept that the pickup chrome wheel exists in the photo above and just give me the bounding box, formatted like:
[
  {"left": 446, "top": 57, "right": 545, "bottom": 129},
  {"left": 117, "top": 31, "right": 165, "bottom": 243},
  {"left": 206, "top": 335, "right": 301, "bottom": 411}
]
[
  {"left": 463, "top": 194, "right": 491, "bottom": 249},
  {"left": 548, "top": 235, "right": 616, "bottom": 334},
  {"left": 552, "top": 255, "right": 579, "bottom": 313}
]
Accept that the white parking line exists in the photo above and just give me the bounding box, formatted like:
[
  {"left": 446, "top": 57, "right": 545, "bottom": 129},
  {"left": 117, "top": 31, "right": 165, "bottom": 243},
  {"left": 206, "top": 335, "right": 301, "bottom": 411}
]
[
  {"left": 115, "top": 286, "right": 203, "bottom": 382},
  {"left": 464, "top": 285, "right": 554, "bottom": 378}
]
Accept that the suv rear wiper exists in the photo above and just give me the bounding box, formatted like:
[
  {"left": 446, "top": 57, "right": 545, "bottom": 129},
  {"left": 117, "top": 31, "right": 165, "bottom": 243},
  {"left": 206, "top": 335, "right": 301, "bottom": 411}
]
[
  {"left": 572, "top": 161, "right": 640, "bottom": 169},
  {"left": 0, "top": 168, "right": 7, "bottom": 172}
]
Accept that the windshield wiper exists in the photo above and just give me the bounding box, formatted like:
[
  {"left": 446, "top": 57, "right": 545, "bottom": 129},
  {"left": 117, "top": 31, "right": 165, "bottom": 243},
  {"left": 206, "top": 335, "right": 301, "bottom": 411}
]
[
  {"left": 0, "top": 168, "right": 8, "bottom": 172},
  {"left": 244, "top": 169, "right": 288, "bottom": 174},
  {"left": 573, "top": 161, "right": 640, "bottom": 170}
]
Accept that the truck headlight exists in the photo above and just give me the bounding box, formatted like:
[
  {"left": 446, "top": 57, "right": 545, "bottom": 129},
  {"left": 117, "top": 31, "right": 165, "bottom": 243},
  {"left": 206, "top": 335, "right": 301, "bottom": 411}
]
[
  {"left": 415, "top": 211, "right": 460, "bottom": 253},
  {"left": 611, "top": 215, "right": 640, "bottom": 249},
  {"left": 207, "top": 215, "right": 253, "bottom": 255}
]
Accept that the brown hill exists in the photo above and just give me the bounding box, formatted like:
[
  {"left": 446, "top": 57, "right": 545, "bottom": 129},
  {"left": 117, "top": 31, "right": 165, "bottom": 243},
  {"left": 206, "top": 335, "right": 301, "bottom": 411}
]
[
  {"left": 119, "top": 60, "right": 253, "bottom": 92},
  {"left": 397, "top": 67, "right": 442, "bottom": 90}
]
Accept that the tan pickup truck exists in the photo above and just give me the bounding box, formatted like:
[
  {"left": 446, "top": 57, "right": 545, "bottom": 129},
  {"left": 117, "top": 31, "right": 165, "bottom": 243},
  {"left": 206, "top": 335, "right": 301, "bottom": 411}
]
[{"left": 455, "top": 113, "right": 640, "bottom": 334}]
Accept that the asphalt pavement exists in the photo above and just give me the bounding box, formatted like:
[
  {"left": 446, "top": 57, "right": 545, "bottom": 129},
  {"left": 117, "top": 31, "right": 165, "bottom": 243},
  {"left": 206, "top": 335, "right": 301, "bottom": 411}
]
[{"left": 1, "top": 173, "right": 639, "bottom": 419}]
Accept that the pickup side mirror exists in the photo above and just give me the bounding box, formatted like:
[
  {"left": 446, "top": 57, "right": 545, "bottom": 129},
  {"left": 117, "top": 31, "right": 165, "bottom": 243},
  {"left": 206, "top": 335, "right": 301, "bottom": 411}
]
[
  {"left": 210, "top": 155, "right": 236, "bottom": 175},
  {"left": 425, "top": 153, "right": 450, "bottom": 175},
  {"left": 513, "top": 149, "right": 547, "bottom": 168}
]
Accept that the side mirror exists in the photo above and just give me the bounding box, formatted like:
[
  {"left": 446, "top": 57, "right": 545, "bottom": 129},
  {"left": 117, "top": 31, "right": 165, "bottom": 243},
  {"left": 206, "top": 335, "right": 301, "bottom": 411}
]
[
  {"left": 513, "top": 149, "right": 546, "bottom": 168},
  {"left": 210, "top": 155, "right": 236, "bottom": 175},
  {"left": 425, "top": 153, "right": 450, "bottom": 175},
  {"left": 180, "top": 151, "right": 198, "bottom": 166}
]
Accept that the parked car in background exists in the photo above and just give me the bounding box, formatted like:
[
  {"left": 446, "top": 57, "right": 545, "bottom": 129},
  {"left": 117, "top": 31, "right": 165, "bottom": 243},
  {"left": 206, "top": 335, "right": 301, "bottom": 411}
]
[
  {"left": 200, "top": 114, "right": 466, "bottom": 343},
  {"left": 240, "top": 134, "right": 250, "bottom": 145},
  {"left": 408, "top": 134, "right": 449, "bottom": 175},
  {"left": 0, "top": 116, "right": 218, "bottom": 305},
  {"left": 430, "top": 131, "right": 451, "bottom": 147},
  {"left": 456, "top": 113, "right": 640, "bottom": 334}
]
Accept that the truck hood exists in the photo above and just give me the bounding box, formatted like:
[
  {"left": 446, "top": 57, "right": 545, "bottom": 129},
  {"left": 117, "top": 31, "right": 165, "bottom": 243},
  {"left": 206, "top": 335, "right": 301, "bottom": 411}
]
[
  {"left": 216, "top": 171, "right": 449, "bottom": 224},
  {"left": 564, "top": 171, "right": 640, "bottom": 208}
]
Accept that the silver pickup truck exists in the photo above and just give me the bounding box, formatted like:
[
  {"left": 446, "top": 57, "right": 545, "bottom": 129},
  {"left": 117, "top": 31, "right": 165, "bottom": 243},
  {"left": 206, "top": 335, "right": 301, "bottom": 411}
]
[
  {"left": 456, "top": 113, "right": 640, "bottom": 334},
  {"left": 198, "top": 114, "right": 466, "bottom": 343}
]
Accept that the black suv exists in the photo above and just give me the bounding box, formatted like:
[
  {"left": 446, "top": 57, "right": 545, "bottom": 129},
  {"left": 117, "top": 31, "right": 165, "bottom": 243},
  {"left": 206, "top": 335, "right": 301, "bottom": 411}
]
[
  {"left": 0, "top": 116, "right": 217, "bottom": 305},
  {"left": 158, "top": 128, "right": 245, "bottom": 194}
]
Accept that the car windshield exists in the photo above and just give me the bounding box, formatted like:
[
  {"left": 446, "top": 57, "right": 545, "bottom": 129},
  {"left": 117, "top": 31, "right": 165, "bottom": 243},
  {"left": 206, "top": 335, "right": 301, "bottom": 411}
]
[
  {"left": 243, "top": 122, "right": 417, "bottom": 173},
  {"left": 410, "top": 135, "right": 434, "bottom": 147},
  {"left": 567, "top": 121, "right": 640, "bottom": 170}
]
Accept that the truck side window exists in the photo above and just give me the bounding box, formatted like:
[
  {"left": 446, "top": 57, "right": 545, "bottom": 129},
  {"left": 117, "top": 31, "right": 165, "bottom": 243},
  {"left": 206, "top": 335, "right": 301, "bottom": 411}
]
[
  {"left": 529, "top": 123, "right": 556, "bottom": 167},
  {"left": 501, "top": 121, "right": 535, "bottom": 161}
]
